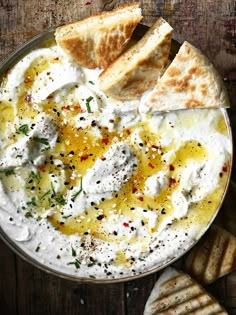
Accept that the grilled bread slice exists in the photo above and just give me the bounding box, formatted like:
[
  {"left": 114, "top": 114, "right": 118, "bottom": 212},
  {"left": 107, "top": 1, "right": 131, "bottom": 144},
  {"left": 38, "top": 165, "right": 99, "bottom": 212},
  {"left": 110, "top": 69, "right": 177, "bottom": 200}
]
[
  {"left": 55, "top": 3, "right": 142, "bottom": 69},
  {"left": 98, "top": 17, "right": 173, "bottom": 100},
  {"left": 145, "top": 41, "right": 229, "bottom": 111},
  {"left": 184, "top": 224, "right": 236, "bottom": 285},
  {"left": 144, "top": 267, "right": 228, "bottom": 315}
]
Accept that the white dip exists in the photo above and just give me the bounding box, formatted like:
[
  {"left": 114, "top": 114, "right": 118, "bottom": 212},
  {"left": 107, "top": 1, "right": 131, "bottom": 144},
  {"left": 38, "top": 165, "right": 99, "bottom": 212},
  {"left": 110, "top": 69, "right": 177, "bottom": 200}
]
[{"left": 0, "top": 42, "right": 232, "bottom": 279}]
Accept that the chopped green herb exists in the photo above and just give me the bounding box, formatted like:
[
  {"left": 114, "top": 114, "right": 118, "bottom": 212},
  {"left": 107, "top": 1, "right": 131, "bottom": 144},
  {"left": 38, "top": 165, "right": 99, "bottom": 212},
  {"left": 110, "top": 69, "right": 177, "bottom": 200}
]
[
  {"left": 62, "top": 214, "right": 72, "bottom": 219},
  {"left": 29, "top": 171, "right": 41, "bottom": 183},
  {"left": 71, "top": 246, "right": 77, "bottom": 257},
  {"left": 16, "top": 155, "right": 23, "bottom": 158},
  {"left": 139, "top": 258, "right": 145, "bottom": 262},
  {"left": 26, "top": 197, "right": 37, "bottom": 207},
  {"left": 71, "top": 177, "right": 83, "bottom": 202},
  {"left": 18, "top": 124, "right": 29, "bottom": 135},
  {"left": 55, "top": 194, "right": 66, "bottom": 205},
  {"left": 3, "top": 168, "right": 15, "bottom": 176},
  {"left": 25, "top": 211, "right": 33, "bottom": 218},
  {"left": 86, "top": 96, "right": 93, "bottom": 113},
  {"left": 33, "top": 137, "right": 49, "bottom": 145},
  {"left": 88, "top": 80, "right": 94, "bottom": 85},
  {"left": 35, "top": 242, "right": 41, "bottom": 252},
  {"left": 40, "top": 190, "right": 51, "bottom": 200},
  {"left": 67, "top": 258, "right": 81, "bottom": 269},
  {"left": 51, "top": 182, "right": 56, "bottom": 196}
]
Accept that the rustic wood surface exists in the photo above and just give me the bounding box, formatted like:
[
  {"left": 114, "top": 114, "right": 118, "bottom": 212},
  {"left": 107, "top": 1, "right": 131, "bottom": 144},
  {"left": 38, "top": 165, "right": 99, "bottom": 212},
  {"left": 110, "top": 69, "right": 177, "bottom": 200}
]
[{"left": 0, "top": 0, "right": 236, "bottom": 314}]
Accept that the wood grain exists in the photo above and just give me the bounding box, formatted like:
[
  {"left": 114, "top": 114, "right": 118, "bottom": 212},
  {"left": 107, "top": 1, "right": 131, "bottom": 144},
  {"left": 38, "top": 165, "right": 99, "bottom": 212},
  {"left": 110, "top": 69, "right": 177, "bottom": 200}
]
[{"left": 0, "top": 1, "right": 236, "bottom": 314}]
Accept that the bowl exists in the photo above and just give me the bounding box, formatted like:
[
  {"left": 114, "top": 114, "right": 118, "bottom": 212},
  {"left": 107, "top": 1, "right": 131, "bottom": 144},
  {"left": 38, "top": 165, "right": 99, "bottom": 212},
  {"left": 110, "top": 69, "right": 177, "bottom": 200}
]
[{"left": 0, "top": 24, "right": 232, "bottom": 283}]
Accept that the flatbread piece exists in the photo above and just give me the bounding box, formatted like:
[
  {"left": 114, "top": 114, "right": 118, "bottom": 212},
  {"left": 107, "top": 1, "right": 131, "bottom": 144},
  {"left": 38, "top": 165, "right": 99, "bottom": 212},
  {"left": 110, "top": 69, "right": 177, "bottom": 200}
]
[
  {"left": 184, "top": 224, "right": 236, "bottom": 285},
  {"left": 99, "top": 17, "right": 173, "bottom": 100},
  {"left": 145, "top": 41, "right": 230, "bottom": 111},
  {"left": 144, "top": 267, "right": 228, "bottom": 315},
  {"left": 55, "top": 3, "right": 142, "bottom": 69}
]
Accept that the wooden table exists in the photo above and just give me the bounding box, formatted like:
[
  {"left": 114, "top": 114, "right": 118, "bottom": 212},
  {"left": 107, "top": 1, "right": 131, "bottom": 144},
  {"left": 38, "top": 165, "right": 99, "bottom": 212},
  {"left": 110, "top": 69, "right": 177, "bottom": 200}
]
[{"left": 0, "top": 1, "right": 236, "bottom": 314}]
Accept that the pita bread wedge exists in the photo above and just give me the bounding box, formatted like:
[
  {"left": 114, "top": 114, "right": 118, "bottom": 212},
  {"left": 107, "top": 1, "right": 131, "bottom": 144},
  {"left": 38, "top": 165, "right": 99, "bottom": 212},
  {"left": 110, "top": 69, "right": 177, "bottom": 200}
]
[
  {"left": 55, "top": 3, "right": 142, "bottom": 69},
  {"left": 144, "top": 267, "right": 228, "bottom": 315},
  {"left": 99, "top": 17, "right": 173, "bottom": 100},
  {"left": 184, "top": 224, "right": 236, "bottom": 285},
  {"left": 145, "top": 41, "right": 230, "bottom": 111}
]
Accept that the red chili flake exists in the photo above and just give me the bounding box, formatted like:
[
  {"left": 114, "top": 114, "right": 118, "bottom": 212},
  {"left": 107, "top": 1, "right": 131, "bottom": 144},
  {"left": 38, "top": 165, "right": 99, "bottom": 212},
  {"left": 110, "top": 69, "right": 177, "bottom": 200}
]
[
  {"left": 132, "top": 187, "right": 138, "bottom": 194},
  {"left": 74, "top": 105, "right": 84, "bottom": 112},
  {"left": 148, "top": 162, "right": 154, "bottom": 169},
  {"left": 169, "top": 164, "right": 175, "bottom": 171},
  {"left": 219, "top": 172, "right": 223, "bottom": 178},
  {"left": 138, "top": 196, "right": 144, "bottom": 201},
  {"left": 100, "top": 156, "right": 106, "bottom": 161},
  {"left": 80, "top": 154, "right": 89, "bottom": 162},
  {"left": 208, "top": 201, "right": 212, "bottom": 204},
  {"left": 168, "top": 177, "right": 176, "bottom": 187},
  {"left": 62, "top": 105, "right": 70, "bottom": 110},
  {"left": 152, "top": 145, "right": 159, "bottom": 149},
  {"left": 25, "top": 94, "right": 32, "bottom": 102},
  {"left": 102, "top": 138, "right": 109, "bottom": 145},
  {"left": 54, "top": 57, "right": 59, "bottom": 60},
  {"left": 37, "top": 165, "right": 46, "bottom": 172},
  {"left": 46, "top": 95, "right": 54, "bottom": 99},
  {"left": 24, "top": 77, "right": 32, "bottom": 84},
  {"left": 85, "top": 1, "right": 91, "bottom": 5},
  {"left": 222, "top": 165, "right": 227, "bottom": 172},
  {"left": 123, "top": 222, "right": 129, "bottom": 227},
  {"left": 126, "top": 129, "right": 131, "bottom": 135}
]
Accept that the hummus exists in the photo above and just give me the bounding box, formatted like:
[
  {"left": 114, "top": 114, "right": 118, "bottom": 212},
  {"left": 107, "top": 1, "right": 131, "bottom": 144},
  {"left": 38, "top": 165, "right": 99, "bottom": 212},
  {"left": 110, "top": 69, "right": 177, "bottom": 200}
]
[{"left": 0, "top": 41, "right": 232, "bottom": 279}]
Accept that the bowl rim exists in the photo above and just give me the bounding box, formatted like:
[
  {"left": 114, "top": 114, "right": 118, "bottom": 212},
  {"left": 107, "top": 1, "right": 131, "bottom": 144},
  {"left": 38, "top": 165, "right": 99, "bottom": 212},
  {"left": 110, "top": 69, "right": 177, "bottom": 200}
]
[{"left": 0, "top": 24, "right": 233, "bottom": 284}]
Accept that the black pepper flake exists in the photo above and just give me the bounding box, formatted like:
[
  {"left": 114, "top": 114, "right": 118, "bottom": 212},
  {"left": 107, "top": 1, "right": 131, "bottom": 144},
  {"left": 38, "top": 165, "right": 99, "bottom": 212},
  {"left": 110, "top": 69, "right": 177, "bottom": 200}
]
[
  {"left": 56, "top": 255, "right": 61, "bottom": 259},
  {"left": 139, "top": 143, "right": 144, "bottom": 147},
  {"left": 97, "top": 214, "right": 104, "bottom": 220},
  {"left": 113, "top": 231, "right": 118, "bottom": 236},
  {"left": 69, "top": 151, "right": 74, "bottom": 155},
  {"left": 161, "top": 208, "right": 166, "bottom": 214},
  {"left": 96, "top": 181, "right": 101, "bottom": 184},
  {"left": 141, "top": 220, "right": 145, "bottom": 226}
]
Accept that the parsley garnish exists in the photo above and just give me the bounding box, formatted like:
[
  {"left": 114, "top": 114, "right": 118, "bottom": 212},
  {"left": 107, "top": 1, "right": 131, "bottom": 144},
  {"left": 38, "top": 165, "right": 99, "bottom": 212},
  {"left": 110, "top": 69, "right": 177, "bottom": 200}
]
[
  {"left": 3, "top": 168, "right": 15, "bottom": 176},
  {"left": 55, "top": 194, "right": 66, "bottom": 205},
  {"left": 40, "top": 190, "right": 51, "bottom": 200},
  {"left": 86, "top": 96, "right": 93, "bottom": 113},
  {"left": 71, "top": 177, "right": 83, "bottom": 202},
  {"left": 26, "top": 197, "right": 37, "bottom": 206},
  {"left": 33, "top": 137, "right": 49, "bottom": 145},
  {"left": 29, "top": 171, "right": 41, "bottom": 183},
  {"left": 88, "top": 80, "right": 94, "bottom": 85},
  {"left": 18, "top": 124, "right": 29, "bottom": 135},
  {"left": 71, "top": 246, "right": 77, "bottom": 257},
  {"left": 62, "top": 214, "right": 72, "bottom": 219},
  {"left": 51, "top": 182, "right": 56, "bottom": 196},
  {"left": 68, "top": 258, "right": 81, "bottom": 269}
]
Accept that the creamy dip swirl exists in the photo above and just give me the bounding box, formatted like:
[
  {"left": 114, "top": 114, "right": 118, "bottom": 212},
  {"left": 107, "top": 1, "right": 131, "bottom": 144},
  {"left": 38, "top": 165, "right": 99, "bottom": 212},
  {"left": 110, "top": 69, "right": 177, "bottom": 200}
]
[{"left": 0, "top": 42, "right": 232, "bottom": 279}]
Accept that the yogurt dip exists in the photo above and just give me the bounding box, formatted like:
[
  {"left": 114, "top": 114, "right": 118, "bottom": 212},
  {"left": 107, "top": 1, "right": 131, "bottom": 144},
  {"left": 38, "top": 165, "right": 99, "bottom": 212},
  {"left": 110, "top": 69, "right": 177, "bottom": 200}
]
[{"left": 0, "top": 40, "right": 232, "bottom": 280}]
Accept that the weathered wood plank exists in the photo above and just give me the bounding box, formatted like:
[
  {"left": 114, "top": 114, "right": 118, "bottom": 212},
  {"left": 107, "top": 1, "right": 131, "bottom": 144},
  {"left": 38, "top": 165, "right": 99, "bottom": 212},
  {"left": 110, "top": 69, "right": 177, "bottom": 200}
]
[
  {"left": 125, "top": 273, "right": 156, "bottom": 315},
  {"left": 16, "top": 255, "right": 125, "bottom": 315},
  {"left": 0, "top": 239, "right": 17, "bottom": 315}
]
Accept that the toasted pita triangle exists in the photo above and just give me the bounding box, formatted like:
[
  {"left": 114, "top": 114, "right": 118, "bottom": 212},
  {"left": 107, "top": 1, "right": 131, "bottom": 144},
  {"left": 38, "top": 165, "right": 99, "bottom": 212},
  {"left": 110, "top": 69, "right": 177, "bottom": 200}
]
[
  {"left": 55, "top": 3, "right": 142, "bottom": 69},
  {"left": 99, "top": 17, "right": 173, "bottom": 100},
  {"left": 144, "top": 267, "right": 228, "bottom": 315},
  {"left": 145, "top": 41, "right": 229, "bottom": 111},
  {"left": 184, "top": 224, "right": 236, "bottom": 285}
]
